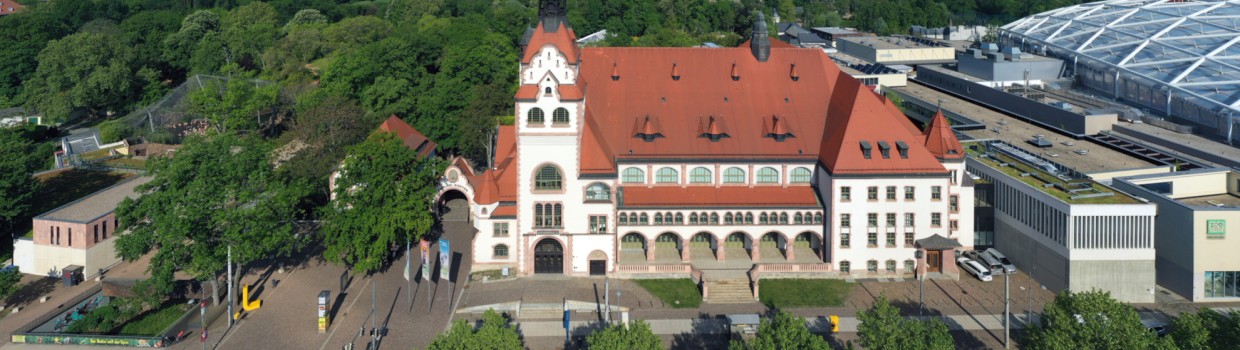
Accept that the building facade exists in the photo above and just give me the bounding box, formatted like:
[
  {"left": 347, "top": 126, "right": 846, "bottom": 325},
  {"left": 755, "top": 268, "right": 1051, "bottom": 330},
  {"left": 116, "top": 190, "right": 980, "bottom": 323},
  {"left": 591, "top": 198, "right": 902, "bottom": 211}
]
[
  {"left": 12, "top": 176, "right": 151, "bottom": 277},
  {"left": 1113, "top": 168, "right": 1240, "bottom": 302},
  {"left": 967, "top": 141, "right": 1157, "bottom": 303},
  {"left": 438, "top": 1, "right": 973, "bottom": 278}
]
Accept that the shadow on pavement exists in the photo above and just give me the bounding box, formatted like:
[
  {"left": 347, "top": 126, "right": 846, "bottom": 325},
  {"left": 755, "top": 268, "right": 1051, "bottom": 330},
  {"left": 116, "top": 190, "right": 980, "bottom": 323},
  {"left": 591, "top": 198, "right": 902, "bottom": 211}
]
[
  {"left": 4, "top": 277, "right": 57, "bottom": 308},
  {"left": 671, "top": 313, "right": 724, "bottom": 349}
]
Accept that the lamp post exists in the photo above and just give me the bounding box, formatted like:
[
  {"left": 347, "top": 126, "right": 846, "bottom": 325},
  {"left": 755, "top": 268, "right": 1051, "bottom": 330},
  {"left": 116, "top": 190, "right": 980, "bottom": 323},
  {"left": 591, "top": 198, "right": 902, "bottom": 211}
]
[
  {"left": 915, "top": 250, "right": 924, "bottom": 316},
  {"left": 1004, "top": 270, "right": 1010, "bottom": 349}
]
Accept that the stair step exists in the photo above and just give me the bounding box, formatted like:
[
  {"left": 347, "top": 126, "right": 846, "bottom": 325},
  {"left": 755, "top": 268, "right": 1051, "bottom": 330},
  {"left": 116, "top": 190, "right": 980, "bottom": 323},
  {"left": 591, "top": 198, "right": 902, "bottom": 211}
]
[{"left": 519, "top": 308, "right": 566, "bottom": 319}]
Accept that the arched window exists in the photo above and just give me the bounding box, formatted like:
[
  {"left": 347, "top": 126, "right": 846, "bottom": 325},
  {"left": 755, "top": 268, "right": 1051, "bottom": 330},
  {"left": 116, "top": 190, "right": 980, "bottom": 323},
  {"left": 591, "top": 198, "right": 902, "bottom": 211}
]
[
  {"left": 622, "top": 234, "right": 643, "bottom": 243},
  {"left": 690, "top": 167, "right": 713, "bottom": 183},
  {"left": 745, "top": 213, "right": 754, "bottom": 224},
  {"left": 527, "top": 108, "right": 545, "bottom": 124},
  {"left": 622, "top": 168, "right": 645, "bottom": 184},
  {"left": 723, "top": 167, "right": 746, "bottom": 183},
  {"left": 790, "top": 167, "right": 812, "bottom": 183},
  {"left": 710, "top": 213, "right": 719, "bottom": 224},
  {"left": 585, "top": 183, "right": 610, "bottom": 200},
  {"left": 725, "top": 213, "right": 734, "bottom": 225},
  {"left": 639, "top": 213, "right": 648, "bottom": 225},
  {"left": 674, "top": 213, "right": 684, "bottom": 225},
  {"left": 544, "top": 87, "right": 552, "bottom": 94},
  {"left": 494, "top": 244, "right": 509, "bottom": 258},
  {"left": 840, "top": 260, "right": 851, "bottom": 273},
  {"left": 794, "top": 213, "right": 803, "bottom": 224},
  {"left": 689, "top": 213, "right": 699, "bottom": 225},
  {"left": 535, "top": 165, "right": 562, "bottom": 190},
  {"left": 780, "top": 213, "right": 788, "bottom": 224},
  {"left": 552, "top": 107, "right": 570, "bottom": 124},
  {"left": 757, "top": 167, "right": 780, "bottom": 183},
  {"left": 618, "top": 213, "right": 628, "bottom": 225},
  {"left": 814, "top": 212, "right": 823, "bottom": 224},
  {"left": 654, "top": 213, "right": 664, "bottom": 225},
  {"left": 760, "top": 213, "right": 769, "bottom": 224},
  {"left": 656, "top": 168, "right": 679, "bottom": 183}
]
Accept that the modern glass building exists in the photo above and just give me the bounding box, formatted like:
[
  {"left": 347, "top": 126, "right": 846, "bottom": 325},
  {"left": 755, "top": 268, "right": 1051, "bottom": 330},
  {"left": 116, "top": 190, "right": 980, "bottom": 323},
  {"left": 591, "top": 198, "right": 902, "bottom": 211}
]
[{"left": 1000, "top": 0, "right": 1240, "bottom": 143}]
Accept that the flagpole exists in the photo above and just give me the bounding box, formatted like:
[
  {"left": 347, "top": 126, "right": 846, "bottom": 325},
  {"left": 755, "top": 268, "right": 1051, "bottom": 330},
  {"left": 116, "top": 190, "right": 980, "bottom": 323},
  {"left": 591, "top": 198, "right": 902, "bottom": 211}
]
[{"left": 405, "top": 238, "right": 411, "bottom": 310}]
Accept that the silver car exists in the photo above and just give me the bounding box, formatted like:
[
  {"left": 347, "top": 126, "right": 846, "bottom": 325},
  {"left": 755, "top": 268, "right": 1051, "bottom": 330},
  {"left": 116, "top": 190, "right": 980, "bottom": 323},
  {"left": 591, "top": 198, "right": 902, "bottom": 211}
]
[
  {"left": 983, "top": 248, "right": 1017, "bottom": 275},
  {"left": 957, "top": 257, "right": 993, "bottom": 282}
]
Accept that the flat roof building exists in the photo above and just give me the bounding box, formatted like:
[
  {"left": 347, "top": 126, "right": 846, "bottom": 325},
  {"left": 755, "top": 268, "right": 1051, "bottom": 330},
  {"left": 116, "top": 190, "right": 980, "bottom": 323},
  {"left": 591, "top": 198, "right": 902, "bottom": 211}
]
[
  {"left": 956, "top": 45, "right": 1065, "bottom": 86},
  {"left": 836, "top": 36, "right": 956, "bottom": 65},
  {"left": 12, "top": 176, "right": 153, "bottom": 277},
  {"left": 1113, "top": 168, "right": 1240, "bottom": 302},
  {"left": 966, "top": 140, "right": 1157, "bottom": 303}
]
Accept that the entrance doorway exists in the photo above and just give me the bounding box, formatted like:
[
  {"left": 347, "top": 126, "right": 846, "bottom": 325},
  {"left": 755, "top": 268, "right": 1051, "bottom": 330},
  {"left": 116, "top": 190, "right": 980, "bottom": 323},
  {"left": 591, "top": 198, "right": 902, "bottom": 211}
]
[
  {"left": 926, "top": 250, "right": 942, "bottom": 273},
  {"left": 438, "top": 190, "right": 469, "bottom": 222},
  {"left": 534, "top": 239, "right": 563, "bottom": 274},
  {"left": 589, "top": 260, "right": 605, "bottom": 275}
]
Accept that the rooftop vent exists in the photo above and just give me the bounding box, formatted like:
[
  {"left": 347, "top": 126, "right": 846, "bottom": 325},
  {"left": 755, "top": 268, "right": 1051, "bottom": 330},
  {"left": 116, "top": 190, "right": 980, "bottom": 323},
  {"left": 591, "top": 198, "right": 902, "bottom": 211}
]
[
  {"left": 877, "top": 141, "right": 891, "bottom": 159},
  {"left": 611, "top": 63, "right": 619, "bottom": 81},
  {"left": 672, "top": 63, "right": 681, "bottom": 81},
  {"left": 731, "top": 63, "right": 740, "bottom": 81},
  {"left": 860, "top": 141, "right": 873, "bottom": 159},
  {"left": 790, "top": 64, "right": 799, "bottom": 81}
]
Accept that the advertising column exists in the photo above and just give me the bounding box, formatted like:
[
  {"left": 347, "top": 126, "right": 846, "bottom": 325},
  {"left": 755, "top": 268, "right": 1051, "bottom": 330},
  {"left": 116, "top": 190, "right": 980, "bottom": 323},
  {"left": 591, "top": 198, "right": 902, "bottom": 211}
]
[{"left": 317, "top": 290, "right": 330, "bottom": 333}]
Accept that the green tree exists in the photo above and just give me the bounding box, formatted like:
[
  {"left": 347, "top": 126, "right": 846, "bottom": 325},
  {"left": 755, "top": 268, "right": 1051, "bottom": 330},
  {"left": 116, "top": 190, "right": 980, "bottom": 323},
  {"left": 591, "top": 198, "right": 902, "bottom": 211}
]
[
  {"left": 427, "top": 309, "right": 523, "bottom": 350},
  {"left": 319, "top": 132, "right": 443, "bottom": 274},
  {"left": 1023, "top": 290, "right": 1175, "bottom": 350},
  {"left": 586, "top": 320, "right": 662, "bottom": 350},
  {"left": 0, "top": 131, "right": 40, "bottom": 234},
  {"left": 163, "top": 10, "right": 222, "bottom": 73},
  {"left": 1169, "top": 308, "right": 1240, "bottom": 350},
  {"left": 22, "top": 31, "right": 140, "bottom": 122},
  {"left": 187, "top": 72, "right": 279, "bottom": 133},
  {"left": 285, "top": 9, "right": 328, "bottom": 31},
  {"left": 281, "top": 91, "right": 378, "bottom": 182},
  {"left": 731, "top": 310, "right": 829, "bottom": 350},
  {"left": 0, "top": 266, "right": 22, "bottom": 301},
  {"left": 115, "top": 134, "right": 311, "bottom": 295},
  {"left": 322, "top": 16, "right": 391, "bottom": 53},
  {"left": 857, "top": 295, "right": 954, "bottom": 350},
  {"left": 777, "top": 0, "right": 796, "bottom": 23}
]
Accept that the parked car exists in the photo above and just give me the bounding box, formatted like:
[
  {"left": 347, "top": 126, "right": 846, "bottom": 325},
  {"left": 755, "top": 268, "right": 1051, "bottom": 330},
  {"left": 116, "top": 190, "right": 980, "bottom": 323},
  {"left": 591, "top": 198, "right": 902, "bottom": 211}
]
[
  {"left": 1142, "top": 320, "right": 1169, "bottom": 337},
  {"left": 983, "top": 248, "right": 1017, "bottom": 275},
  {"left": 970, "top": 250, "right": 1004, "bottom": 274},
  {"left": 957, "top": 257, "right": 993, "bottom": 282},
  {"left": 960, "top": 250, "right": 983, "bottom": 261}
]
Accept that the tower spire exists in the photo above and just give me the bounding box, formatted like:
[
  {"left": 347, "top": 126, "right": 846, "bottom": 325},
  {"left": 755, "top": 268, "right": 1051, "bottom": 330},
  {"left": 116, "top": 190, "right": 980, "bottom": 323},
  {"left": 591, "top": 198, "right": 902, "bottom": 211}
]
[
  {"left": 751, "top": 11, "right": 771, "bottom": 62},
  {"left": 539, "top": 0, "right": 567, "bottom": 32}
]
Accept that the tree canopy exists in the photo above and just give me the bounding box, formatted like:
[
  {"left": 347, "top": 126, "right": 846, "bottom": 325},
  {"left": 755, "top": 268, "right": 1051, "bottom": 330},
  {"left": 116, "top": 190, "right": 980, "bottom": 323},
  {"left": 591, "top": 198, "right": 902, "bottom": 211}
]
[
  {"left": 319, "top": 132, "right": 443, "bottom": 274},
  {"left": 856, "top": 294, "right": 954, "bottom": 350},
  {"left": 22, "top": 31, "right": 142, "bottom": 122},
  {"left": 730, "top": 310, "right": 829, "bottom": 350},
  {"left": 1022, "top": 290, "right": 1175, "bottom": 350},
  {"left": 1169, "top": 308, "right": 1240, "bottom": 350},
  {"left": 115, "top": 134, "right": 311, "bottom": 294},
  {"left": 427, "top": 309, "right": 523, "bottom": 350},
  {"left": 0, "top": 130, "right": 42, "bottom": 234},
  {"left": 586, "top": 320, "right": 662, "bottom": 350}
]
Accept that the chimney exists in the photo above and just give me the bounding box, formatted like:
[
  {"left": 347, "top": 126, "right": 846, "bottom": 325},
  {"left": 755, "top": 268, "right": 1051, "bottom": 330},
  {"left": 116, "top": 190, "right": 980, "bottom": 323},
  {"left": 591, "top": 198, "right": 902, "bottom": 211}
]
[{"left": 750, "top": 11, "right": 770, "bottom": 62}]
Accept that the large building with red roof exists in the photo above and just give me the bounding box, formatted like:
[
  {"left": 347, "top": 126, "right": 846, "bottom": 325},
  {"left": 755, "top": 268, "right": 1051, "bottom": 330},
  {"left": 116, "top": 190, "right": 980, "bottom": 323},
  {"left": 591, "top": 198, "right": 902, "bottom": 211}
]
[{"left": 436, "top": 1, "right": 974, "bottom": 284}]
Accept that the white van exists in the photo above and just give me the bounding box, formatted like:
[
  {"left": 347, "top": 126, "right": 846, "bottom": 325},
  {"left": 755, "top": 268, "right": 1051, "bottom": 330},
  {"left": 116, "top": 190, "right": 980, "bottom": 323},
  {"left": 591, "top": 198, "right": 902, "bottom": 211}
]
[{"left": 957, "top": 257, "right": 993, "bottom": 282}]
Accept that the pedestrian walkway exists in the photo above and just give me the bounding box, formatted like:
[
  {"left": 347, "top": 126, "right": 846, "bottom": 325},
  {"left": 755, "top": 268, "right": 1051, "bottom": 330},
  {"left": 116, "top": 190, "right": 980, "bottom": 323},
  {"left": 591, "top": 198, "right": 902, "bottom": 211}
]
[{"left": 516, "top": 313, "right": 1036, "bottom": 338}]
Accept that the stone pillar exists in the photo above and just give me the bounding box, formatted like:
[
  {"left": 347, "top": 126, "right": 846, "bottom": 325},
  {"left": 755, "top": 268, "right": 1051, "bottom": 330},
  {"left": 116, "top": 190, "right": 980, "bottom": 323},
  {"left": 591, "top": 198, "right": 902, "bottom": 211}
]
[
  {"left": 784, "top": 239, "right": 795, "bottom": 261},
  {"left": 750, "top": 245, "right": 760, "bottom": 261},
  {"left": 646, "top": 242, "right": 655, "bottom": 262},
  {"left": 716, "top": 242, "right": 726, "bottom": 261}
]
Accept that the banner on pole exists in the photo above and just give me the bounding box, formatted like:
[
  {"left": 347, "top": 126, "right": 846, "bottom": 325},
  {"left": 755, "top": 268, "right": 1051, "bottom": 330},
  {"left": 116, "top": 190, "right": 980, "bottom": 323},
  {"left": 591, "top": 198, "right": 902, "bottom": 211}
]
[
  {"left": 403, "top": 241, "right": 411, "bottom": 282},
  {"left": 439, "top": 239, "right": 451, "bottom": 282},
  {"left": 420, "top": 240, "right": 430, "bottom": 281}
]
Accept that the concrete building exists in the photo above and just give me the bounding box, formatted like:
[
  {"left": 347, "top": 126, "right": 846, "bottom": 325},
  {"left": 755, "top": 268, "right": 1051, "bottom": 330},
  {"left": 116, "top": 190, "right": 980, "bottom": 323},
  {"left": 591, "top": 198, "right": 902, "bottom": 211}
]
[
  {"left": 431, "top": 2, "right": 974, "bottom": 282},
  {"left": 1113, "top": 168, "right": 1240, "bottom": 302},
  {"left": 910, "top": 25, "right": 989, "bottom": 42},
  {"left": 809, "top": 27, "right": 870, "bottom": 47},
  {"left": 12, "top": 176, "right": 153, "bottom": 277},
  {"left": 830, "top": 53, "right": 908, "bottom": 91},
  {"left": 836, "top": 36, "right": 956, "bottom": 65},
  {"left": 956, "top": 45, "right": 1065, "bottom": 87},
  {"left": 966, "top": 140, "right": 1157, "bottom": 303}
]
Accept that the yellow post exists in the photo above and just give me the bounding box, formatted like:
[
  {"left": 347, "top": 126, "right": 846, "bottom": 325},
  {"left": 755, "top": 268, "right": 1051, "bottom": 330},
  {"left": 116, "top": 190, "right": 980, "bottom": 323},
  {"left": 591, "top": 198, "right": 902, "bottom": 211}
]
[
  {"left": 830, "top": 315, "right": 840, "bottom": 333},
  {"left": 241, "top": 285, "right": 262, "bottom": 311}
]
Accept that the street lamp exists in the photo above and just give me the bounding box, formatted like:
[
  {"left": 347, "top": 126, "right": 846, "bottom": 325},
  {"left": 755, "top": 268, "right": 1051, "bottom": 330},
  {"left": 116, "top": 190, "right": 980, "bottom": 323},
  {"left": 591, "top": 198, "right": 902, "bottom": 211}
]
[{"left": 915, "top": 250, "right": 924, "bottom": 316}]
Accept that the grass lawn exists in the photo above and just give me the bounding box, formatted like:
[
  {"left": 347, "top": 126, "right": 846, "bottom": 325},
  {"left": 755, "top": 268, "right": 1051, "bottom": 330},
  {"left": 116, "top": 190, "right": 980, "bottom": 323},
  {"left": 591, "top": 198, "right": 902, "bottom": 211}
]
[
  {"left": 100, "top": 157, "right": 146, "bottom": 170},
  {"left": 117, "top": 303, "right": 191, "bottom": 336},
  {"left": 759, "top": 279, "right": 854, "bottom": 308},
  {"left": 634, "top": 279, "right": 701, "bottom": 308}
]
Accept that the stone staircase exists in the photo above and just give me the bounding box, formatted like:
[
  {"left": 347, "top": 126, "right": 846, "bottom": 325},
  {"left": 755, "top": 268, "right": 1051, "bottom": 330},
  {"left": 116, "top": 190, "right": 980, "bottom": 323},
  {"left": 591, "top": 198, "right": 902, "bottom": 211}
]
[{"left": 705, "top": 278, "right": 756, "bottom": 304}]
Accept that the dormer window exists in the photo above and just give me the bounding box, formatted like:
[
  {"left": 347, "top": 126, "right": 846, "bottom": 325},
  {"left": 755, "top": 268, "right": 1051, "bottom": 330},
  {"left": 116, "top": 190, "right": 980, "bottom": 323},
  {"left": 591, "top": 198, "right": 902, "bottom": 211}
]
[
  {"left": 544, "top": 87, "right": 552, "bottom": 94},
  {"left": 895, "top": 141, "right": 909, "bottom": 159},
  {"left": 877, "top": 141, "right": 891, "bottom": 159},
  {"left": 634, "top": 115, "right": 663, "bottom": 142},
  {"left": 700, "top": 116, "right": 729, "bottom": 142},
  {"left": 765, "top": 115, "right": 794, "bottom": 142},
  {"left": 860, "top": 141, "right": 872, "bottom": 159}
]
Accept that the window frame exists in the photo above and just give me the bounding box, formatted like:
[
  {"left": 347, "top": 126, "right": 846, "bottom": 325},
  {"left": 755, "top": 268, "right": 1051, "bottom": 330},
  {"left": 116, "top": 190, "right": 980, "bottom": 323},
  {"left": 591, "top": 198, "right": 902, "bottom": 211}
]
[
  {"left": 756, "top": 167, "right": 780, "bottom": 184},
  {"left": 790, "top": 167, "right": 812, "bottom": 183},
  {"left": 527, "top": 107, "right": 545, "bottom": 125},
  {"left": 840, "top": 260, "right": 851, "bottom": 273},
  {"left": 867, "top": 186, "right": 878, "bottom": 200},
  {"left": 689, "top": 167, "right": 713, "bottom": 184},
  {"left": 931, "top": 186, "right": 942, "bottom": 200},
  {"left": 904, "top": 186, "right": 915, "bottom": 200},
  {"left": 931, "top": 212, "right": 942, "bottom": 227},
  {"left": 493, "top": 244, "right": 509, "bottom": 258},
  {"left": 622, "top": 168, "right": 646, "bottom": 184},
  {"left": 840, "top": 186, "right": 851, "bottom": 201},
  {"left": 589, "top": 215, "right": 608, "bottom": 233},
  {"left": 552, "top": 107, "right": 570, "bottom": 125},
  {"left": 534, "top": 165, "right": 563, "bottom": 191},
  {"left": 493, "top": 222, "right": 509, "bottom": 237},
  {"left": 656, "top": 167, "right": 680, "bottom": 184},
  {"left": 885, "top": 186, "right": 897, "bottom": 200},
  {"left": 723, "top": 167, "right": 747, "bottom": 184}
]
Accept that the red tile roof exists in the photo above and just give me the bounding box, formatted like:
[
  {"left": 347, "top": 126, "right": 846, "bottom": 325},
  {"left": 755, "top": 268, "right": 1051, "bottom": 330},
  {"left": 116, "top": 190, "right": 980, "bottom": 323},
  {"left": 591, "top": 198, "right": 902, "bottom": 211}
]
[
  {"left": 522, "top": 21, "right": 579, "bottom": 64},
  {"left": 514, "top": 83, "right": 584, "bottom": 101},
  {"left": 0, "top": 1, "right": 24, "bottom": 15},
  {"left": 467, "top": 125, "right": 518, "bottom": 204},
  {"left": 577, "top": 46, "right": 839, "bottom": 160},
  {"left": 621, "top": 186, "right": 819, "bottom": 208},
  {"left": 580, "top": 112, "right": 616, "bottom": 175},
  {"left": 377, "top": 115, "right": 436, "bottom": 158},
  {"left": 922, "top": 109, "right": 964, "bottom": 160},
  {"left": 489, "top": 205, "right": 517, "bottom": 218},
  {"left": 818, "top": 78, "right": 948, "bottom": 175}
]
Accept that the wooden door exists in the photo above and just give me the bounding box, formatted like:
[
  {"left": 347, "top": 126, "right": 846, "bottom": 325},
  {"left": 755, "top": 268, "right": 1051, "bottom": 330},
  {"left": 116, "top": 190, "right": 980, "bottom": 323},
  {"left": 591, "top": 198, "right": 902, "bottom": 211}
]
[{"left": 927, "top": 250, "right": 942, "bottom": 273}]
